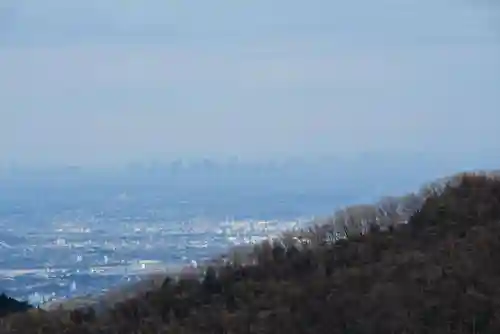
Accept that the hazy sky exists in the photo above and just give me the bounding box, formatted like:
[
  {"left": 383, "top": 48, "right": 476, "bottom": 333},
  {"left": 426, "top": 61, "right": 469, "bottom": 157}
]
[{"left": 1, "top": 0, "right": 499, "bottom": 166}]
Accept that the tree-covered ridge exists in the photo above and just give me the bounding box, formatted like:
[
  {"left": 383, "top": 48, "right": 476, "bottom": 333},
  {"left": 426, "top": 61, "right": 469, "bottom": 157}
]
[
  {"left": 0, "top": 293, "right": 32, "bottom": 318},
  {"left": 2, "top": 172, "right": 500, "bottom": 333}
]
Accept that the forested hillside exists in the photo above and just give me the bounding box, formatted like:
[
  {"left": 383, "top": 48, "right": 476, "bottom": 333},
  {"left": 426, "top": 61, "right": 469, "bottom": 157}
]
[{"left": 2, "top": 172, "right": 500, "bottom": 333}]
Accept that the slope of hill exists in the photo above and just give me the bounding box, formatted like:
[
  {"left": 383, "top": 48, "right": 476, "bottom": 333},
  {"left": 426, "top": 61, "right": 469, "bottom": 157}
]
[
  {"left": 0, "top": 293, "right": 32, "bottom": 318},
  {"left": 2, "top": 172, "right": 500, "bottom": 333}
]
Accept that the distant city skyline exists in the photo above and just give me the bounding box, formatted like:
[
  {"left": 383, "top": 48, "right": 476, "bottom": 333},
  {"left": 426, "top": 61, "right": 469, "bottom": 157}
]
[{"left": 1, "top": 1, "right": 499, "bottom": 167}]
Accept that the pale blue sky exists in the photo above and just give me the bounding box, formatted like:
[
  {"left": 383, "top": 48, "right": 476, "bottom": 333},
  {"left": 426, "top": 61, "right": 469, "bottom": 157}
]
[{"left": 0, "top": 0, "right": 499, "bottom": 167}]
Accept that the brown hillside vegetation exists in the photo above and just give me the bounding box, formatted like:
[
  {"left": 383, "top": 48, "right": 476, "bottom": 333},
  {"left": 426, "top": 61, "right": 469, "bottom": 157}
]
[{"left": 2, "top": 172, "right": 500, "bottom": 333}]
